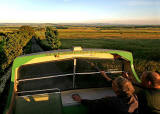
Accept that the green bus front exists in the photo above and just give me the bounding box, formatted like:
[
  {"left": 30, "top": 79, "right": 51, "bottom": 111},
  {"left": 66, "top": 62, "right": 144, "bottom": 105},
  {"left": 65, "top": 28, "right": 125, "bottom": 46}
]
[{"left": 4, "top": 48, "right": 141, "bottom": 114}]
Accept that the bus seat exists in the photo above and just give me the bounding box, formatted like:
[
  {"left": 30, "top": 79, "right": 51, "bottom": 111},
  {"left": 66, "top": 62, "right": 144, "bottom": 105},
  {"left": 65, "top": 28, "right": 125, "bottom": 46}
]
[{"left": 15, "top": 92, "right": 62, "bottom": 114}]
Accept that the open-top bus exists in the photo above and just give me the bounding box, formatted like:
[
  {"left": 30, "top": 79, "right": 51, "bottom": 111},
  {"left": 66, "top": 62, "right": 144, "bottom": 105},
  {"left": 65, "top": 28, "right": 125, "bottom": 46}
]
[{"left": 4, "top": 47, "right": 141, "bottom": 114}]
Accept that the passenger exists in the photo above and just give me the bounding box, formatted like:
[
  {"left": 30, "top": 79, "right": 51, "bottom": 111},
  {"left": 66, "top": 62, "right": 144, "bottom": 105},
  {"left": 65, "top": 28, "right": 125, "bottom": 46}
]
[
  {"left": 138, "top": 71, "right": 160, "bottom": 114},
  {"left": 72, "top": 76, "right": 138, "bottom": 114}
]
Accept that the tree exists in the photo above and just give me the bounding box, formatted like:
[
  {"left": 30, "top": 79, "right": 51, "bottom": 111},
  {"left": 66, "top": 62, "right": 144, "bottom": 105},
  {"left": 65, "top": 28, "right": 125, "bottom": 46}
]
[
  {"left": 0, "top": 26, "right": 35, "bottom": 73},
  {"left": 56, "top": 26, "right": 68, "bottom": 29},
  {"left": 45, "top": 27, "right": 61, "bottom": 49}
]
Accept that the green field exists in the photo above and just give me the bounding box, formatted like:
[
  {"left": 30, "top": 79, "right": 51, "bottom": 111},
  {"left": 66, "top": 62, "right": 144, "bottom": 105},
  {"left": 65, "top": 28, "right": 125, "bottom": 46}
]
[
  {"left": 1, "top": 25, "right": 160, "bottom": 39},
  {"left": 34, "top": 26, "right": 160, "bottom": 39},
  {"left": 58, "top": 27, "right": 160, "bottom": 39},
  {"left": 39, "top": 38, "right": 160, "bottom": 75},
  {"left": 0, "top": 24, "right": 160, "bottom": 114},
  {"left": 1, "top": 24, "right": 160, "bottom": 75}
]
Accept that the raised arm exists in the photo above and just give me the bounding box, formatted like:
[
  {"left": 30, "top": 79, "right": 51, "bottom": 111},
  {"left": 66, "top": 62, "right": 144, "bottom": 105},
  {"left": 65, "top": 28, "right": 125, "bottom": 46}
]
[{"left": 100, "top": 71, "right": 112, "bottom": 82}]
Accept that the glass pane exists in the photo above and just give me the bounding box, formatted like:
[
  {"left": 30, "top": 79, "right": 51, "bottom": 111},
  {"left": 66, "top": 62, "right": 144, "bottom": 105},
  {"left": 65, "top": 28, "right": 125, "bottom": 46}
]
[
  {"left": 18, "top": 75, "right": 73, "bottom": 91},
  {"left": 18, "top": 59, "right": 73, "bottom": 79},
  {"left": 75, "top": 74, "right": 112, "bottom": 89},
  {"left": 76, "top": 58, "right": 123, "bottom": 73},
  {"left": 75, "top": 58, "right": 123, "bottom": 89}
]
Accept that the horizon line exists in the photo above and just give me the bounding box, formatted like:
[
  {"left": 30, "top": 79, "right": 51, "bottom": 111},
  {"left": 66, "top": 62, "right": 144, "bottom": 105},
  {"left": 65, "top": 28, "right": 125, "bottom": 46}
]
[{"left": 0, "top": 22, "right": 160, "bottom": 26}]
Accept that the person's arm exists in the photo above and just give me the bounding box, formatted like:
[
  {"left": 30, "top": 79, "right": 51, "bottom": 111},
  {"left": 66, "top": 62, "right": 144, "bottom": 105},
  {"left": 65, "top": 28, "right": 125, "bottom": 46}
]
[
  {"left": 122, "top": 72, "right": 134, "bottom": 82},
  {"left": 72, "top": 94, "right": 107, "bottom": 106},
  {"left": 122, "top": 72, "right": 129, "bottom": 79},
  {"left": 100, "top": 71, "right": 112, "bottom": 82}
]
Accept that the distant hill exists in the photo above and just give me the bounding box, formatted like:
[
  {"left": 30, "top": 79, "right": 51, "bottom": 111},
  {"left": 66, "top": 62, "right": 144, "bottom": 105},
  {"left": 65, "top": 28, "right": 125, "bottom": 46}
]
[{"left": 0, "top": 23, "right": 160, "bottom": 28}]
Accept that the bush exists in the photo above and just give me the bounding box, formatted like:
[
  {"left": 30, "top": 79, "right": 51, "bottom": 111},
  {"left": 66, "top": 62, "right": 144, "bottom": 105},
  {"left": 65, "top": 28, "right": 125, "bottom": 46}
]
[
  {"left": 45, "top": 27, "right": 61, "bottom": 49},
  {"left": 56, "top": 26, "right": 68, "bottom": 29},
  {"left": 134, "top": 59, "right": 160, "bottom": 76}
]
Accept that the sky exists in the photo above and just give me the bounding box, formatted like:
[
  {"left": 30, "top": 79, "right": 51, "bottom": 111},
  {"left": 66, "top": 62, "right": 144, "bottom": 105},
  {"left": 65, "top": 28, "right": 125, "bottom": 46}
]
[{"left": 0, "top": 0, "right": 160, "bottom": 24}]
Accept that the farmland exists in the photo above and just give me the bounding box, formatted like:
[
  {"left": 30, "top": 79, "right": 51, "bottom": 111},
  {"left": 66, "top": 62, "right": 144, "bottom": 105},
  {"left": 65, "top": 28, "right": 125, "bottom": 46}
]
[
  {"left": 34, "top": 25, "right": 160, "bottom": 39},
  {"left": 39, "top": 38, "right": 160, "bottom": 74},
  {"left": 58, "top": 27, "right": 160, "bottom": 39},
  {"left": 36, "top": 25, "right": 160, "bottom": 75},
  {"left": 1, "top": 25, "right": 160, "bottom": 39},
  {"left": 0, "top": 24, "right": 160, "bottom": 113},
  {"left": 35, "top": 25, "right": 160, "bottom": 74},
  {"left": 1, "top": 24, "right": 160, "bottom": 75}
]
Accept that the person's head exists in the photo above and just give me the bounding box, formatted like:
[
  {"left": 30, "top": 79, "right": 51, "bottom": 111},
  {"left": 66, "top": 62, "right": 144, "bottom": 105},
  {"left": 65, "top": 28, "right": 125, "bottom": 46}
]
[
  {"left": 141, "top": 71, "right": 160, "bottom": 89},
  {"left": 112, "top": 76, "right": 135, "bottom": 97}
]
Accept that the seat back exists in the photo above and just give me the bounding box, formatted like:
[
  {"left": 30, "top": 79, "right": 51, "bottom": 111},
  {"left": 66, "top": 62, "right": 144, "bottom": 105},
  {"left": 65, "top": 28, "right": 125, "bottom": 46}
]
[{"left": 15, "top": 92, "right": 62, "bottom": 114}]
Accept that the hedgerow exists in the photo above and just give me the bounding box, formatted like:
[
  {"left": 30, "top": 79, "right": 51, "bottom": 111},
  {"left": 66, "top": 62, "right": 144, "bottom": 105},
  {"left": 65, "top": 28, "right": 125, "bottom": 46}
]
[{"left": 0, "top": 26, "right": 35, "bottom": 75}]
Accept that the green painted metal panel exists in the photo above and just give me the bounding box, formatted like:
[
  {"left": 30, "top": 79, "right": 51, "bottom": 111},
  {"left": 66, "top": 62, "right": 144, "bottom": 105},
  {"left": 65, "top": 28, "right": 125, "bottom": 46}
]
[
  {"left": 4, "top": 54, "right": 45, "bottom": 114},
  {"left": 15, "top": 92, "right": 62, "bottom": 114},
  {"left": 4, "top": 49, "right": 141, "bottom": 114},
  {"left": 107, "top": 50, "right": 141, "bottom": 83},
  {"left": 63, "top": 105, "right": 88, "bottom": 114}
]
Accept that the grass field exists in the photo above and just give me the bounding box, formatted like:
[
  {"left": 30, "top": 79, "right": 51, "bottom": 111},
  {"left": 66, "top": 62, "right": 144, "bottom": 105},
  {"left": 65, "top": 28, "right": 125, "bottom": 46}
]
[
  {"left": 57, "top": 27, "right": 160, "bottom": 39},
  {"left": 39, "top": 38, "right": 160, "bottom": 75},
  {"left": 61, "top": 38, "right": 160, "bottom": 74},
  {"left": 0, "top": 25, "right": 160, "bottom": 113},
  {"left": 2, "top": 25, "right": 159, "bottom": 39},
  {"left": 1, "top": 25, "right": 160, "bottom": 75},
  {"left": 40, "top": 38, "right": 160, "bottom": 60}
]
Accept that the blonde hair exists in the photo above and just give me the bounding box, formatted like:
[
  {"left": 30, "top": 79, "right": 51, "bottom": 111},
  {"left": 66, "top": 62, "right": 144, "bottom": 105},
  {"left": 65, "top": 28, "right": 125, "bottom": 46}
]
[{"left": 112, "top": 76, "right": 135, "bottom": 97}]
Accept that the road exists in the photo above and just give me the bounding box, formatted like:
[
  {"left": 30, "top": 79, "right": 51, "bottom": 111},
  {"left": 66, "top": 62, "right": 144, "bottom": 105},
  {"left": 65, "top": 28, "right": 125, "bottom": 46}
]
[{"left": 31, "top": 38, "right": 43, "bottom": 53}]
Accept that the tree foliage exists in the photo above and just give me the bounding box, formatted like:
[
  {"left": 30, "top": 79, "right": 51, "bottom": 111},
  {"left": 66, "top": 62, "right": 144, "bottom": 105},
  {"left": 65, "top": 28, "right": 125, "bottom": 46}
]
[
  {"left": 0, "top": 26, "right": 35, "bottom": 74},
  {"left": 56, "top": 26, "right": 68, "bottom": 29},
  {"left": 45, "top": 27, "right": 61, "bottom": 49}
]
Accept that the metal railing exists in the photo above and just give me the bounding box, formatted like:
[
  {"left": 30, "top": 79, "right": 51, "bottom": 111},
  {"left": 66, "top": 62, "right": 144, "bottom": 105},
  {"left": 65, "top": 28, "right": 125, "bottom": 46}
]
[
  {"left": 17, "top": 88, "right": 61, "bottom": 96},
  {"left": 17, "top": 71, "right": 123, "bottom": 82},
  {"left": 17, "top": 59, "right": 124, "bottom": 93}
]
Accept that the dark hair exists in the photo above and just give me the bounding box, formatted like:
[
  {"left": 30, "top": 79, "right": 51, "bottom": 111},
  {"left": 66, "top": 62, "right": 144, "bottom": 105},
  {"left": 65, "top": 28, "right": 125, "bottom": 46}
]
[{"left": 144, "top": 72, "right": 160, "bottom": 87}]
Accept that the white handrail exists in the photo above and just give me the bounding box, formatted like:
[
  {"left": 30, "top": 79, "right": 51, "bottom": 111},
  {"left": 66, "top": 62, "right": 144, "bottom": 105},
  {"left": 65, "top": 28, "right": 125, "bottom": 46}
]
[
  {"left": 17, "top": 88, "right": 60, "bottom": 94},
  {"left": 17, "top": 71, "right": 123, "bottom": 82},
  {"left": 18, "top": 73, "right": 74, "bottom": 82}
]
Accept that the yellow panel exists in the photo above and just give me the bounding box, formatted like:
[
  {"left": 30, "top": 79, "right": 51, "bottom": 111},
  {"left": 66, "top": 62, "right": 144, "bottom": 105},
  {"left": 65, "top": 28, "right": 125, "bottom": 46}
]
[
  {"left": 33, "top": 94, "right": 49, "bottom": 101},
  {"left": 73, "top": 47, "right": 82, "bottom": 51},
  {"left": 25, "top": 53, "right": 114, "bottom": 65},
  {"left": 25, "top": 56, "right": 56, "bottom": 65},
  {"left": 23, "top": 97, "right": 31, "bottom": 102},
  {"left": 23, "top": 94, "right": 49, "bottom": 102}
]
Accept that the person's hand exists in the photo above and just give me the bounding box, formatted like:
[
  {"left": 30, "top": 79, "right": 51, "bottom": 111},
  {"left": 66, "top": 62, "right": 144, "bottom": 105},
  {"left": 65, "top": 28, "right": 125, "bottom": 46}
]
[
  {"left": 122, "top": 72, "right": 129, "bottom": 78},
  {"left": 114, "top": 54, "right": 121, "bottom": 59},
  {"left": 72, "top": 94, "right": 82, "bottom": 102},
  {"left": 100, "top": 71, "right": 112, "bottom": 81},
  {"left": 100, "top": 71, "right": 106, "bottom": 77}
]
